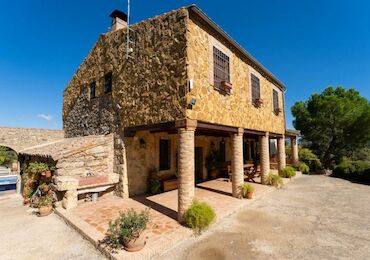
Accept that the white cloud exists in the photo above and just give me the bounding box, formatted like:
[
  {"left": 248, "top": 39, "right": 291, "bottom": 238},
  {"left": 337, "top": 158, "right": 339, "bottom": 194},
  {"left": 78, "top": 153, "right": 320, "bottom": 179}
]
[{"left": 37, "top": 114, "right": 53, "bottom": 122}]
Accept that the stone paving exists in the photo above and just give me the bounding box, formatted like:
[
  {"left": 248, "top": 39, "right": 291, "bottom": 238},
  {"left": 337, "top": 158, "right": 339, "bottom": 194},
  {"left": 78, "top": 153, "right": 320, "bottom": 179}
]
[
  {"left": 0, "top": 192, "right": 104, "bottom": 260},
  {"left": 56, "top": 177, "right": 295, "bottom": 259}
]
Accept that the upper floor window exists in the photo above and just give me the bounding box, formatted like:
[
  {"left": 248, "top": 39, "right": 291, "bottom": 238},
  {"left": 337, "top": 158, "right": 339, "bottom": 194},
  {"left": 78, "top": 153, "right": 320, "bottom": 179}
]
[
  {"left": 159, "top": 139, "right": 171, "bottom": 171},
  {"left": 251, "top": 74, "right": 261, "bottom": 106},
  {"left": 104, "top": 72, "right": 112, "bottom": 93},
  {"left": 273, "top": 89, "right": 280, "bottom": 114},
  {"left": 89, "top": 82, "right": 96, "bottom": 99},
  {"left": 213, "top": 46, "right": 231, "bottom": 93}
]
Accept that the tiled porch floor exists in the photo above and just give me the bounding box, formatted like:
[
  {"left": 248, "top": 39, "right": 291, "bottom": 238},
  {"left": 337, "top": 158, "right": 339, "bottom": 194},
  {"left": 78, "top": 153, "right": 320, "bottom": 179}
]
[{"left": 59, "top": 179, "right": 273, "bottom": 259}]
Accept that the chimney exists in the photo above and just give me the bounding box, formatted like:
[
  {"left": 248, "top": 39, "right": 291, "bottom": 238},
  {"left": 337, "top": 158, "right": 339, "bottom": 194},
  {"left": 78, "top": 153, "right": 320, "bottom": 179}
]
[{"left": 109, "top": 10, "right": 128, "bottom": 31}]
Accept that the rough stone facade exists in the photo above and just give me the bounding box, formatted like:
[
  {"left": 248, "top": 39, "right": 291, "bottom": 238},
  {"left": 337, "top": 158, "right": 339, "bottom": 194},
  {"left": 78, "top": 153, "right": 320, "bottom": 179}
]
[
  {"left": 0, "top": 127, "right": 64, "bottom": 152},
  {"left": 63, "top": 8, "right": 189, "bottom": 137},
  {"left": 186, "top": 13, "right": 285, "bottom": 134}
]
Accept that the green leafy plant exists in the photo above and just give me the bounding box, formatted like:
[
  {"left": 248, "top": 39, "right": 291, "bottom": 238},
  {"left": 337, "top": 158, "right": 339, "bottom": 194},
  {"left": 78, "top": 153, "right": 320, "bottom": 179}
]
[
  {"left": 107, "top": 208, "right": 150, "bottom": 247},
  {"left": 206, "top": 151, "right": 221, "bottom": 171},
  {"left": 299, "top": 162, "right": 310, "bottom": 174},
  {"left": 240, "top": 183, "right": 255, "bottom": 198},
  {"left": 183, "top": 200, "right": 215, "bottom": 235},
  {"left": 27, "top": 162, "right": 49, "bottom": 175},
  {"left": 279, "top": 166, "right": 296, "bottom": 178},
  {"left": 266, "top": 173, "right": 283, "bottom": 188},
  {"left": 147, "top": 179, "right": 161, "bottom": 195},
  {"left": 37, "top": 195, "right": 53, "bottom": 208}
]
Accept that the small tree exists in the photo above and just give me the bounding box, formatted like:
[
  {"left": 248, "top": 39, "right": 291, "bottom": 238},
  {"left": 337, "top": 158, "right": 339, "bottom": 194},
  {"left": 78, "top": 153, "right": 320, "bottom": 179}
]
[{"left": 0, "top": 147, "right": 17, "bottom": 167}]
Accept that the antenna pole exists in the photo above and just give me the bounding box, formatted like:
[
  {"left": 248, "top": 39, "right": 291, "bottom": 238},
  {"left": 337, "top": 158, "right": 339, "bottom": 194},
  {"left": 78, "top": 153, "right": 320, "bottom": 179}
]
[{"left": 126, "top": 0, "right": 131, "bottom": 59}]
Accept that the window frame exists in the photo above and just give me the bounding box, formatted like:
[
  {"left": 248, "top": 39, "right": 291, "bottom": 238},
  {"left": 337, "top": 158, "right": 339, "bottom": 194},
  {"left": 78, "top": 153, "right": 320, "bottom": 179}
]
[
  {"left": 272, "top": 89, "right": 279, "bottom": 114},
  {"left": 213, "top": 46, "right": 231, "bottom": 90},
  {"left": 251, "top": 73, "right": 261, "bottom": 104},
  {"left": 104, "top": 72, "right": 112, "bottom": 94},
  {"left": 159, "top": 139, "right": 171, "bottom": 171},
  {"left": 89, "top": 81, "right": 96, "bottom": 100}
]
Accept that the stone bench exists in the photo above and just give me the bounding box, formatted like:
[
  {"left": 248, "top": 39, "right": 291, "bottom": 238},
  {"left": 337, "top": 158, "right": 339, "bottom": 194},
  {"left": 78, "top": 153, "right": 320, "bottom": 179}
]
[{"left": 54, "top": 174, "right": 119, "bottom": 210}]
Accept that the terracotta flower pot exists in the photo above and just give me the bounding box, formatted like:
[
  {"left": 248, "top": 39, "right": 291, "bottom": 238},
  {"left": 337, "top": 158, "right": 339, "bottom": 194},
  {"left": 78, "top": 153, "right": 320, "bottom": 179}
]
[
  {"left": 208, "top": 169, "right": 218, "bottom": 179},
  {"left": 38, "top": 205, "right": 53, "bottom": 217},
  {"left": 246, "top": 191, "right": 253, "bottom": 199},
  {"left": 42, "top": 171, "right": 52, "bottom": 178},
  {"left": 42, "top": 185, "right": 49, "bottom": 193},
  {"left": 23, "top": 198, "right": 31, "bottom": 205},
  {"left": 123, "top": 232, "right": 147, "bottom": 252}
]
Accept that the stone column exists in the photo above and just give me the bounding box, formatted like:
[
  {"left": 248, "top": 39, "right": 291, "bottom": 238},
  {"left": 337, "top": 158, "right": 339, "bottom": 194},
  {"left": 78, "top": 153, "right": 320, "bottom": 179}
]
[
  {"left": 63, "top": 189, "right": 78, "bottom": 210},
  {"left": 114, "top": 133, "right": 129, "bottom": 199},
  {"left": 259, "top": 132, "right": 270, "bottom": 185},
  {"left": 291, "top": 137, "right": 299, "bottom": 165},
  {"left": 16, "top": 161, "right": 21, "bottom": 194},
  {"left": 176, "top": 119, "right": 196, "bottom": 223},
  {"left": 231, "top": 128, "right": 244, "bottom": 198},
  {"left": 277, "top": 136, "right": 286, "bottom": 172}
]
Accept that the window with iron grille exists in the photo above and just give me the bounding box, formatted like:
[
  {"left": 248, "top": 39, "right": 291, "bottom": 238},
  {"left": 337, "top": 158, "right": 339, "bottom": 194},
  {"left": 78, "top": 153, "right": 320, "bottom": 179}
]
[
  {"left": 273, "top": 89, "right": 279, "bottom": 113},
  {"left": 104, "top": 72, "right": 112, "bottom": 93},
  {"left": 251, "top": 74, "right": 260, "bottom": 101},
  {"left": 90, "top": 82, "right": 96, "bottom": 99},
  {"left": 159, "top": 139, "right": 171, "bottom": 171},
  {"left": 213, "top": 46, "right": 230, "bottom": 90}
]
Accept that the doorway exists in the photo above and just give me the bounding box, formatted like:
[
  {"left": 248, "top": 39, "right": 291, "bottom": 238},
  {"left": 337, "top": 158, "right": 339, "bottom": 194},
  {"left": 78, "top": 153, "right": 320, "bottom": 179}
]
[{"left": 195, "top": 147, "right": 203, "bottom": 183}]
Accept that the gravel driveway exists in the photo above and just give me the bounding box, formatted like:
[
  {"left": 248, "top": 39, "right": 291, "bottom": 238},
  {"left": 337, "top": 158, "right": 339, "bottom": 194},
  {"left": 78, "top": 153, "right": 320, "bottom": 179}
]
[
  {"left": 159, "top": 175, "right": 370, "bottom": 259},
  {"left": 0, "top": 192, "right": 105, "bottom": 260}
]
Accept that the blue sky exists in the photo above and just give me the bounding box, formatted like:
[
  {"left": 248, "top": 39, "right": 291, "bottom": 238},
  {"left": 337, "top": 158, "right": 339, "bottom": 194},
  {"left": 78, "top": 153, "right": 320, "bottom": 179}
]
[{"left": 0, "top": 0, "right": 369, "bottom": 130}]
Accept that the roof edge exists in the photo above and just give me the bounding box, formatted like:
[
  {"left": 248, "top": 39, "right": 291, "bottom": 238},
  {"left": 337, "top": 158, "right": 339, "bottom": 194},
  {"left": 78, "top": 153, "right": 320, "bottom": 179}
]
[{"left": 188, "top": 5, "right": 286, "bottom": 90}]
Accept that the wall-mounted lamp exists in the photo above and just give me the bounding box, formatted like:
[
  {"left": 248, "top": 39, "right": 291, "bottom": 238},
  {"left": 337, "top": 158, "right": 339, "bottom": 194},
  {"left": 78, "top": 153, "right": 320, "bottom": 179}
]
[{"left": 139, "top": 138, "right": 146, "bottom": 149}]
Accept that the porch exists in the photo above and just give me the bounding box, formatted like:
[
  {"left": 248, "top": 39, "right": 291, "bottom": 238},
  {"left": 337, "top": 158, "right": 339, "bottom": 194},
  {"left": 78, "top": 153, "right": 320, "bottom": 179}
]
[{"left": 124, "top": 119, "right": 300, "bottom": 222}]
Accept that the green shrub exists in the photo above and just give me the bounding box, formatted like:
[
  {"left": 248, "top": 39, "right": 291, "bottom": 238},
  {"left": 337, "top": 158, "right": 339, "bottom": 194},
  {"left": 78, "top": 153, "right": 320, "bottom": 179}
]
[
  {"left": 183, "top": 200, "right": 215, "bottom": 235},
  {"left": 279, "top": 166, "right": 296, "bottom": 178},
  {"left": 107, "top": 208, "right": 150, "bottom": 247},
  {"left": 299, "top": 148, "right": 323, "bottom": 172},
  {"left": 299, "top": 162, "right": 310, "bottom": 174},
  {"left": 333, "top": 158, "right": 370, "bottom": 183},
  {"left": 266, "top": 173, "right": 283, "bottom": 188},
  {"left": 240, "top": 183, "right": 255, "bottom": 197}
]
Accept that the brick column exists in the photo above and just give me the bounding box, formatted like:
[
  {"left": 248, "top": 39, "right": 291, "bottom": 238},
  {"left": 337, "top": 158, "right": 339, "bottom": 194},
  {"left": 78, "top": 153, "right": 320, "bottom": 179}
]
[
  {"left": 176, "top": 119, "right": 196, "bottom": 223},
  {"left": 277, "top": 135, "right": 286, "bottom": 172},
  {"left": 259, "top": 132, "right": 270, "bottom": 185},
  {"left": 291, "top": 137, "right": 299, "bottom": 165},
  {"left": 231, "top": 128, "right": 244, "bottom": 198}
]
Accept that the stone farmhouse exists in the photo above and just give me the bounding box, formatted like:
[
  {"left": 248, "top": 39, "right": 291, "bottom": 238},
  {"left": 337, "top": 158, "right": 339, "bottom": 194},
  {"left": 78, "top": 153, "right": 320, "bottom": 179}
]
[{"left": 0, "top": 5, "right": 299, "bottom": 222}]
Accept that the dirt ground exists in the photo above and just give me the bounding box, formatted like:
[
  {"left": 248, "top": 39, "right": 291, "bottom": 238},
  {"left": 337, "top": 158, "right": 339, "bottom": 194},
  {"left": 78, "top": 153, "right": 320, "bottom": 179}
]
[
  {"left": 158, "top": 175, "right": 370, "bottom": 260},
  {"left": 0, "top": 192, "right": 105, "bottom": 260}
]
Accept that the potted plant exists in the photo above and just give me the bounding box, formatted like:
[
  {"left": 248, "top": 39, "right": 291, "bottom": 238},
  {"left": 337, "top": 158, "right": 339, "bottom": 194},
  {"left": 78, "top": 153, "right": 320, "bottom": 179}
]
[
  {"left": 38, "top": 195, "right": 53, "bottom": 217},
  {"left": 206, "top": 150, "right": 221, "bottom": 179},
  {"left": 254, "top": 98, "right": 264, "bottom": 108},
  {"left": 107, "top": 208, "right": 150, "bottom": 252},
  {"left": 221, "top": 81, "right": 233, "bottom": 94},
  {"left": 39, "top": 183, "right": 49, "bottom": 193},
  {"left": 240, "top": 183, "right": 255, "bottom": 199}
]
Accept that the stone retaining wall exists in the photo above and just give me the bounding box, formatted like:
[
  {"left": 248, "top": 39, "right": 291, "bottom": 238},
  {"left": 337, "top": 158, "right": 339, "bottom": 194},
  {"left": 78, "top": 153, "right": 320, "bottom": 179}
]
[{"left": 0, "top": 127, "right": 64, "bottom": 152}]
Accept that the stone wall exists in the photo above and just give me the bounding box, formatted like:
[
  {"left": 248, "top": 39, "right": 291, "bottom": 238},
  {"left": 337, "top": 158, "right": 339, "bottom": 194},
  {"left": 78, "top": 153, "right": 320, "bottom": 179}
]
[
  {"left": 63, "top": 8, "right": 189, "bottom": 137},
  {"left": 186, "top": 13, "right": 286, "bottom": 134},
  {"left": 19, "top": 134, "right": 115, "bottom": 179},
  {"left": 0, "top": 127, "right": 64, "bottom": 152}
]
